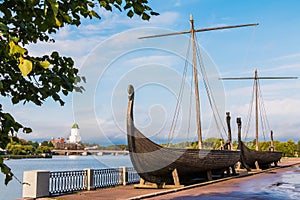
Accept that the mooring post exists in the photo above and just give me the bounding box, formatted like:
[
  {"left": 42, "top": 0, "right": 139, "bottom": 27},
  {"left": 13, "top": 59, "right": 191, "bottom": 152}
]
[{"left": 22, "top": 170, "right": 50, "bottom": 198}]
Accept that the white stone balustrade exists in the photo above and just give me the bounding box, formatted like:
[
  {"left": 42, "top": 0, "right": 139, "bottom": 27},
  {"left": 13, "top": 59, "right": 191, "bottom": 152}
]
[{"left": 22, "top": 167, "right": 139, "bottom": 198}]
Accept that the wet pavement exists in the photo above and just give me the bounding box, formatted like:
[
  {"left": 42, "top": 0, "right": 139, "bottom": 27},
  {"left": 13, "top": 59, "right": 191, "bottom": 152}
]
[{"left": 35, "top": 157, "right": 300, "bottom": 200}]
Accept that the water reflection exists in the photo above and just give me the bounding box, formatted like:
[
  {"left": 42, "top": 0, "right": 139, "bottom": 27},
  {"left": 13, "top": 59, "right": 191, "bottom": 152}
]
[{"left": 269, "top": 166, "right": 300, "bottom": 199}]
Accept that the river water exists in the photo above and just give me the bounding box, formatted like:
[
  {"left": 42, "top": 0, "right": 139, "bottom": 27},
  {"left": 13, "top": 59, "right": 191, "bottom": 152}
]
[
  {"left": 0, "top": 156, "right": 299, "bottom": 200},
  {"left": 0, "top": 155, "right": 133, "bottom": 200}
]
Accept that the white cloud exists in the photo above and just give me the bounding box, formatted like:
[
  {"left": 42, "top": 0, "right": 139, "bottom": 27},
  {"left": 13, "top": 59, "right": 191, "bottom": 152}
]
[
  {"left": 125, "top": 55, "right": 177, "bottom": 67},
  {"left": 270, "top": 53, "right": 300, "bottom": 62},
  {"left": 79, "top": 11, "right": 181, "bottom": 34},
  {"left": 7, "top": 5, "right": 300, "bottom": 145}
]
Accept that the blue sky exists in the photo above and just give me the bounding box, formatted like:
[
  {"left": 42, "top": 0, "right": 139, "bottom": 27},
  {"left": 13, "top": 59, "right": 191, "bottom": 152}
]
[{"left": 4, "top": 0, "right": 300, "bottom": 145}]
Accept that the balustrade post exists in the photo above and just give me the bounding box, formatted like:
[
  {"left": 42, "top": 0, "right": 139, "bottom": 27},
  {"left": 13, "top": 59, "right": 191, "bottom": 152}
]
[
  {"left": 22, "top": 170, "right": 50, "bottom": 198},
  {"left": 119, "top": 166, "right": 128, "bottom": 186},
  {"left": 84, "top": 168, "right": 95, "bottom": 190}
]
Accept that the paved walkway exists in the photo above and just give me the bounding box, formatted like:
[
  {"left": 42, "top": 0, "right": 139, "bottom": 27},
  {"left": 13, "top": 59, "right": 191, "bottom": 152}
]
[{"left": 38, "top": 157, "right": 300, "bottom": 200}]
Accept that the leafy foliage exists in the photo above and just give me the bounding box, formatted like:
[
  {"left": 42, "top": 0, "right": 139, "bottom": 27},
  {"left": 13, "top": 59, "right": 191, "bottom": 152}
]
[
  {"left": 162, "top": 138, "right": 299, "bottom": 157},
  {"left": 243, "top": 139, "right": 298, "bottom": 157},
  {"left": 41, "top": 140, "right": 54, "bottom": 147},
  {"left": 274, "top": 139, "right": 297, "bottom": 157},
  {"left": 35, "top": 145, "right": 53, "bottom": 154},
  {"left": 5, "top": 138, "right": 53, "bottom": 155},
  {"left": 0, "top": 0, "right": 158, "bottom": 185}
]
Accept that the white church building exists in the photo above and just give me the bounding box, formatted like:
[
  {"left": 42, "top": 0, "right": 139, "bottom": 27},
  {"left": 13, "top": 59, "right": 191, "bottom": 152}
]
[{"left": 68, "top": 123, "right": 81, "bottom": 144}]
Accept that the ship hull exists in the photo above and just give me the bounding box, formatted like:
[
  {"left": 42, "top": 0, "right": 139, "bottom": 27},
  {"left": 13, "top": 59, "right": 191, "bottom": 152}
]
[
  {"left": 127, "top": 85, "right": 240, "bottom": 184},
  {"left": 239, "top": 141, "right": 282, "bottom": 169}
]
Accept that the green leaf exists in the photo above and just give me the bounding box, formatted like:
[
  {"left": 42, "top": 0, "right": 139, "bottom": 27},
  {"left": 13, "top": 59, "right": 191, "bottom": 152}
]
[
  {"left": 9, "top": 37, "right": 20, "bottom": 43},
  {"left": 0, "top": 22, "right": 9, "bottom": 32},
  {"left": 127, "top": 10, "right": 134, "bottom": 18},
  {"left": 0, "top": 80, "right": 3, "bottom": 90},
  {"left": 116, "top": 0, "right": 122, "bottom": 5},
  {"left": 62, "top": 89, "right": 68, "bottom": 95},
  {"left": 61, "top": 12, "right": 72, "bottom": 23},
  {"left": 89, "top": 10, "right": 100, "bottom": 18},
  {"left": 18, "top": 57, "right": 33, "bottom": 76},
  {"left": 133, "top": 3, "right": 144, "bottom": 15},
  {"left": 5, "top": 173, "right": 13, "bottom": 185},
  {"left": 39, "top": 60, "right": 51, "bottom": 69},
  {"left": 74, "top": 76, "right": 81, "bottom": 84},
  {"left": 142, "top": 13, "right": 150, "bottom": 21},
  {"left": 114, "top": 4, "right": 122, "bottom": 12},
  {"left": 32, "top": 0, "right": 40, "bottom": 6},
  {"left": 99, "top": 1, "right": 107, "bottom": 7},
  {"left": 124, "top": 3, "right": 132, "bottom": 10},
  {"left": 49, "top": 0, "right": 59, "bottom": 17},
  {"left": 23, "top": 127, "right": 32, "bottom": 133},
  {"left": 105, "top": 4, "right": 112, "bottom": 11},
  {"left": 12, "top": 96, "right": 19, "bottom": 104},
  {"left": 150, "top": 11, "right": 160, "bottom": 16}
]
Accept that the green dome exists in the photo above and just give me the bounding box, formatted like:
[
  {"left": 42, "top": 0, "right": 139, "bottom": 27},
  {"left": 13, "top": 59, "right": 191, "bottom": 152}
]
[{"left": 72, "top": 123, "right": 79, "bottom": 129}]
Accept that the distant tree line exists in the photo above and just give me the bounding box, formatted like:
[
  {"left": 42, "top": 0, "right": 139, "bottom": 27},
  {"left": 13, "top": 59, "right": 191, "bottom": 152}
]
[
  {"left": 163, "top": 138, "right": 300, "bottom": 157},
  {"left": 3, "top": 137, "right": 53, "bottom": 155},
  {"left": 81, "top": 142, "right": 127, "bottom": 151},
  {"left": 2, "top": 139, "right": 128, "bottom": 156},
  {"left": 237, "top": 139, "right": 299, "bottom": 157},
  {"left": 3, "top": 137, "right": 299, "bottom": 158}
]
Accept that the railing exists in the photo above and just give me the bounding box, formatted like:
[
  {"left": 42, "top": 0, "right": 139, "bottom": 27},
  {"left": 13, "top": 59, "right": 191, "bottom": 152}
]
[
  {"left": 128, "top": 167, "right": 140, "bottom": 184},
  {"left": 94, "top": 168, "right": 120, "bottom": 188},
  {"left": 49, "top": 170, "right": 86, "bottom": 195},
  {"left": 23, "top": 167, "right": 140, "bottom": 198}
]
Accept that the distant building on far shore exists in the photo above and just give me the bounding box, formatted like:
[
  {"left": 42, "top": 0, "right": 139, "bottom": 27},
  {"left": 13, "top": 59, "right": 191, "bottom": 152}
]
[
  {"left": 51, "top": 123, "right": 83, "bottom": 150},
  {"left": 51, "top": 138, "right": 65, "bottom": 149},
  {"left": 68, "top": 123, "right": 81, "bottom": 144}
]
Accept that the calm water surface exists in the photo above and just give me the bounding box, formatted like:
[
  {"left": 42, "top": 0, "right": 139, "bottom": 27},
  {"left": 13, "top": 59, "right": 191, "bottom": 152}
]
[{"left": 0, "top": 155, "right": 132, "bottom": 200}]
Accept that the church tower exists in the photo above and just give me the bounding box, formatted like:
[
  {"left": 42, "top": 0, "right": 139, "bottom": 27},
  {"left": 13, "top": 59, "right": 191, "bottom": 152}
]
[{"left": 69, "top": 123, "right": 81, "bottom": 144}]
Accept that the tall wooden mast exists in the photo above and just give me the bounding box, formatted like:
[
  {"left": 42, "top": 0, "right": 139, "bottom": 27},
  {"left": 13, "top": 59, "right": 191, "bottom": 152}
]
[
  {"left": 220, "top": 69, "right": 297, "bottom": 151},
  {"left": 254, "top": 70, "right": 259, "bottom": 150},
  {"left": 139, "top": 15, "right": 258, "bottom": 149},
  {"left": 190, "top": 14, "right": 203, "bottom": 149}
]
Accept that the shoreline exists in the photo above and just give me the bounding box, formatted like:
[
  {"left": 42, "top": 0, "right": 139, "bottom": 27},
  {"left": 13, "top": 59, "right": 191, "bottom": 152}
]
[
  {"left": 1, "top": 154, "right": 52, "bottom": 160},
  {"left": 40, "top": 157, "right": 300, "bottom": 200}
]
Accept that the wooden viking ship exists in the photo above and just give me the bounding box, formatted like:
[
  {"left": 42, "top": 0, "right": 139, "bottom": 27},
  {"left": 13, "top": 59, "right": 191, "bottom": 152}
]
[
  {"left": 127, "top": 85, "right": 240, "bottom": 186},
  {"left": 236, "top": 118, "right": 282, "bottom": 170},
  {"left": 221, "top": 70, "right": 297, "bottom": 170},
  {"left": 126, "top": 15, "right": 257, "bottom": 186}
]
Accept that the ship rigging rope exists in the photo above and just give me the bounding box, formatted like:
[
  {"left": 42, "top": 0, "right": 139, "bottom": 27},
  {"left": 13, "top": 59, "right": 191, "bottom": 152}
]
[
  {"left": 244, "top": 78, "right": 270, "bottom": 141},
  {"left": 167, "top": 37, "right": 191, "bottom": 146},
  {"left": 258, "top": 79, "right": 270, "bottom": 141},
  {"left": 194, "top": 35, "right": 227, "bottom": 139},
  {"left": 244, "top": 79, "right": 255, "bottom": 140},
  {"left": 186, "top": 68, "right": 194, "bottom": 142}
]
